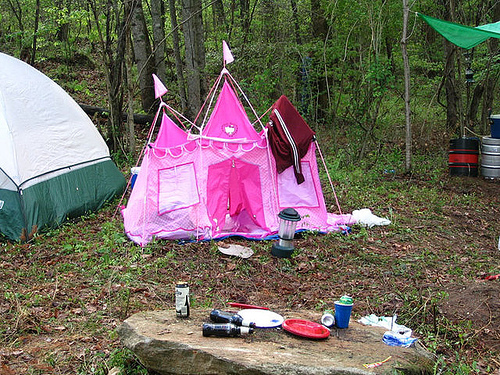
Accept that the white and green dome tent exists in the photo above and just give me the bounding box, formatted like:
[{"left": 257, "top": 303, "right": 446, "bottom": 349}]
[{"left": 0, "top": 52, "right": 126, "bottom": 241}]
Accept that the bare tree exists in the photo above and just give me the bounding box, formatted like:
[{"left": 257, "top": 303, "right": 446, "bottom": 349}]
[
  {"left": 150, "top": 0, "right": 167, "bottom": 83},
  {"left": 125, "top": 30, "right": 137, "bottom": 155},
  {"left": 437, "top": 0, "right": 461, "bottom": 134},
  {"left": 168, "top": 0, "right": 188, "bottom": 113},
  {"left": 181, "top": 0, "right": 206, "bottom": 120},
  {"left": 30, "top": 0, "right": 40, "bottom": 65},
  {"left": 130, "top": 0, "right": 156, "bottom": 113},
  {"left": 6, "top": 0, "right": 26, "bottom": 57},
  {"left": 311, "top": 0, "right": 327, "bottom": 38},
  {"left": 480, "top": 0, "right": 500, "bottom": 134},
  {"left": 212, "top": 0, "right": 226, "bottom": 32},
  {"left": 401, "top": 0, "right": 411, "bottom": 172},
  {"left": 88, "top": 0, "right": 132, "bottom": 153}
]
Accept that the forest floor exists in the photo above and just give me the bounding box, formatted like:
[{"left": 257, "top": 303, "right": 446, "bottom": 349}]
[
  {"left": 1, "top": 171, "right": 500, "bottom": 374},
  {"left": 1, "top": 56, "right": 500, "bottom": 374}
]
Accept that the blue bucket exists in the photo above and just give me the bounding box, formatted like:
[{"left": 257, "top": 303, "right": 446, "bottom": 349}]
[{"left": 490, "top": 115, "right": 500, "bottom": 138}]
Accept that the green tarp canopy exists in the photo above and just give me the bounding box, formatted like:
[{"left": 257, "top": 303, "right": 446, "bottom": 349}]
[{"left": 418, "top": 13, "right": 500, "bottom": 49}]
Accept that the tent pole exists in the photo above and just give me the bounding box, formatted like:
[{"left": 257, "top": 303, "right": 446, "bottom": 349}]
[
  {"left": 315, "top": 140, "right": 343, "bottom": 216},
  {"left": 113, "top": 102, "right": 166, "bottom": 219}
]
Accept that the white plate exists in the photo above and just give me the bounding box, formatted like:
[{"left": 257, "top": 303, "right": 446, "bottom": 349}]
[
  {"left": 237, "top": 309, "right": 284, "bottom": 328},
  {"left": 218, "top": 244, "right": 254, "bottom": 259}
]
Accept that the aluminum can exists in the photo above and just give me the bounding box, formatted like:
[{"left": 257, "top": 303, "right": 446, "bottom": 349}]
[
  {"left": 175, "top": 282, "right": 190, "bottom": 318},
  {"left": 321, "top": 309, "right": 335, "bottom": 328}
]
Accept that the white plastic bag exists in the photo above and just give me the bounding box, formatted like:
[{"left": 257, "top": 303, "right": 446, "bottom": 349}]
[{"left": 351, "top": 208, "right": 391, "bottom": 228}]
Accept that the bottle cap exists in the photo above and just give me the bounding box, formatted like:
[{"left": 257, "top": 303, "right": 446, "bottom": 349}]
[
  {"left": 241, "top": 318, "right": 257, "bottom": 328},
  {"left": 239, "top": 326, "right": 254, "bottom": 335}
]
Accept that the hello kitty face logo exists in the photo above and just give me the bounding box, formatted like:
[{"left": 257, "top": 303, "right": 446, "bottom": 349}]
[{"left": 222, "top": 123, "right": 237, "bottom": 137}]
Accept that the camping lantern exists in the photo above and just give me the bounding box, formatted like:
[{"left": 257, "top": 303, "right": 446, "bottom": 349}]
[
  {"left": 465, "top": 68, "right": 474, "bottom": 83},
  {"left": 464, "top": 52, "right": 475, "bottom": 84},
  {"left": 271, "top": 208, "right": 301, "bottom": 258}
]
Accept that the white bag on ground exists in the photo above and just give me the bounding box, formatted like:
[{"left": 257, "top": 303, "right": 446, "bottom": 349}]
[{"left": 351, "top": 209, "right": 391, "bottom": 228}]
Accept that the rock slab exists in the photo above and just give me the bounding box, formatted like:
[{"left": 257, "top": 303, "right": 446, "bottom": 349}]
[{"left": 118, "top": 309, "right": 435, "bottom": 375}]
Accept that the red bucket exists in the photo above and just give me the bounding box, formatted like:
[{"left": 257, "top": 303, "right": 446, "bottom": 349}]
[{"left": 448, "top": 137, "right": 479, "bottom": 177}]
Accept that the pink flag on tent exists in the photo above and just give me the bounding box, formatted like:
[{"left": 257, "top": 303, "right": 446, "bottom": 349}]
[
  {"left": 223, "top": 40, "right": 234, "bottom": 65},
  {"left": 153, "top": 113, "right": 188, "bottom": 148},
  {"left": 153, "top": 74, "right": 168, "bottom": 99}
]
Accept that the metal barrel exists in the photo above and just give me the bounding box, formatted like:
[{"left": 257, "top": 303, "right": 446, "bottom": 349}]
[
  {"left": 448, "top": 137, "right": 479, "bottom": 177},
  {"left": 481, "top": 136, "right": 500, "bottom": 179}
]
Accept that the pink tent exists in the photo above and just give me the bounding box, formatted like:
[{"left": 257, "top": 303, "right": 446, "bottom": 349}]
[{"left": 121, "top": 70, "right": 352, "bottom": 246}]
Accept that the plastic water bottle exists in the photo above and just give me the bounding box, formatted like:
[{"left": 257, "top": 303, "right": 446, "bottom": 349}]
[
  {"left": 202, "top": 323, "right": 254, "bottom": 337},
  {"left": 498, "top": 236, "right": 500, "bottom": 250},
  {"left": 209, "top": 309, "right": 256, "bottom": 328}
]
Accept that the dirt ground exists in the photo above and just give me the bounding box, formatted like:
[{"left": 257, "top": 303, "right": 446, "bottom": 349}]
[
  {"left": 1, "top": 173, "right": 500, "bottom": 374},
  {"left": 422, "top": 177, "right": 500, "bottom": 371},
  {"left": 438, "top": 178, "right": 500, "bottom": 333},
  {"left": 441, "top": 282, "right": 500, "bottom": 344}
]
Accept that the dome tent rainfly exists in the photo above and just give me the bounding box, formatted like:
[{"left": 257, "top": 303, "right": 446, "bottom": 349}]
[{"left": 0, "top": 52, "right": 126, "bottom": 241}]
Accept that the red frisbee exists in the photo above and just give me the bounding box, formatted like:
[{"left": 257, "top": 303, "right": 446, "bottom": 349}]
[
  {"left": 228, "top": 302, "right": 269, "bottom": 310},
  {"left": 282, "top": 319, "right": 330, "bottom": 339}
]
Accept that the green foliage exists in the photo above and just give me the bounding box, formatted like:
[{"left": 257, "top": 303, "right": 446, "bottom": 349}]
[
  {"left": 79, "top": 348, "right": 148, "bottom": 375},
  {"left": 2, "top": 1, "right": 500, "bottom": 370}
]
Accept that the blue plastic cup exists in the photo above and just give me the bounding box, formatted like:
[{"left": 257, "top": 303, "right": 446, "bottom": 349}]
[{"left": 334, "top": 301, "right": 353, "bottom": 329}]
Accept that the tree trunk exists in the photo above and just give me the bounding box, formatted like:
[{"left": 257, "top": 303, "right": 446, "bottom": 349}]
[
  {"left": 469, "top": 84, "right": 484, "bottom": 129},
  {"left": 150, "top": 0, "right": 167, "bottom": 83},
  {"left": 79, "top": 104, "right": 155, "bottom": 124},
  {"left": 130, "top": 0, "right": 156, "bottom": 113},
  {"left": 125, "top": 30, "right": 137, "bottom": 155},
  {"left": 481, "top": 45, "right": 500, "bottom": 134},
  {"left": 213, "top": 0, "right": 226, "bottom": 32},
  {"left": 310, "top": 0, "right": 327, "bottom": 38},
  {"left": 401, "top": 0, "right": 411, "bottom": 173},
  {"left": 168, "top": 0, "right": 188, "bottom": 113},
  {"left": 241, "top": 0, "right": 258, "bottom": 47},
  {"left": 290, "top": 0, "right": 301, "bottom": 45},
  {"left": 55, "top": 0, "right": 70, "bottom": 42},
  {"left": 30, "top": 0, "right": 40, "bottom": 65},
  {"left": 442, "top": 41, "right": 460, "bottom": 134},
  {"left": 6, "top": 0, "right": 25, "bottom": 55},
  {"left": 239, "top": 0, "right": 250, "bottom": 31},
  {"left": 88, "top": 0, "right": 131, "bottom": 153},
  {"left": 181, "top": 0, "right": 206, "bottom": 120},
  {"left": 481, "top": 1, "right": 500, "bottom": 134},
  {"left": 228, "top": 0, "right": 236, "bottom": 39},
  {"left": 440, "top": 0, "right": 461, "bottom": 135}
]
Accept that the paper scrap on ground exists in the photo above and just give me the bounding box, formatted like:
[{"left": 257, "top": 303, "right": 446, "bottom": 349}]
[
  {"left": 363, "top": 356, "right": 392, "bottom": 368},
  {"left": 382, "top": 331, "right": 418, "bottom": 347},
  {"left": 218, "top": 244, "right": 254, "bottom": 259},
  {"left": 359, "top": 314, "right": 401, "bottom": 331},
  {"left": 351, "top": 208, "right": 391, "bottom": 228}
]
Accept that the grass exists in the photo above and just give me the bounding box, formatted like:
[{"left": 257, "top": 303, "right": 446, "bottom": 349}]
[{"left": 1, "top": 148, "right": 499, "bottom": 374}]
